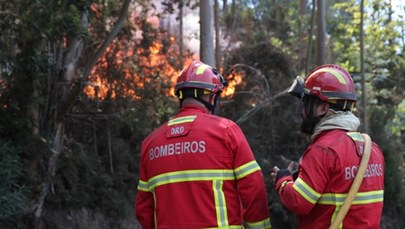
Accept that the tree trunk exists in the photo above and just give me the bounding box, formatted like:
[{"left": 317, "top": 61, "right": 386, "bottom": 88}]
[
  {"left": 299, "top": 0, "right": 307, "bottom": 72},
  {"left": 32, "top": 123, "right": 64, "bottom": 228},
  {"left": 305, "top": 0, "right": 316, "bottom": 74},
  {"left": 179, "top": 0, "right": 184, "bottom": 65},
  {"left": 31, "top": 0, "right": 131, "bottom": 227},
  {"left": 200, "top": 0, "right": 215, "bottom": 66},
  {"left": 360, "top": 0, "right": 368, "bottom": 132},
  {"left": 214, "top": 0, "right": 221, "bottom": 69},
  {"left": 316, "top": 0, "right": 326, "bottom": 65}
]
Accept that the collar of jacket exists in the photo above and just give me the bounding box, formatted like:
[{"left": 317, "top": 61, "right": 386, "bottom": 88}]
[
  {"left": 311, "top": 109, "right": 360, "bottom": 141},
  {"left": 179, "top": 104, "right": 210, "bottom": 114}
]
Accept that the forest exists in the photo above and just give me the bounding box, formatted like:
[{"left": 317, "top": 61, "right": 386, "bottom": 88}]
[{"left": 0, "top": 0, "right": 404, "bottom": 228}]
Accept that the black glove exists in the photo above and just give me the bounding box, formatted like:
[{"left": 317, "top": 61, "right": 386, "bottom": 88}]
[{"left": 275, "top": 169, "right": 292, "bottom": 184}]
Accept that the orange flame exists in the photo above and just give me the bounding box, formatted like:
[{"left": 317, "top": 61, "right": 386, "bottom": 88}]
[
  {"left": 84, "top": 34, "right": 195, "bottom": 101},
  {"left": 223, "top": 71, "right": 243, "bottom": 97}
]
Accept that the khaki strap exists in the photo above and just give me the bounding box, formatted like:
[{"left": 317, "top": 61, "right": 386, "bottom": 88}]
[{"left": 329, "top": 133, "right": 372, "bottom": 229}]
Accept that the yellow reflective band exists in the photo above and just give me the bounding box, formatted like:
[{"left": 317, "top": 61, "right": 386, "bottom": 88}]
[
  {"left": 146, "top": 169, "right": 236, "bottom": 190},
  {"left": 196, "top": 64, "right": 209, "bottom": 75},
  {"left": 137, "top": 180, "right": 149, "bottom": 192},
  {"left": 234, "top": 160, "right": 261, "bottom": 179},
  {"left": 330, "top": 205, "right": 341, "bottom": 229},
  {"left": 280, "top": 180, "right": 290, "bottom": 189},
  {"left": 245, "top": 218, "right": 272, "bottom": 229},
  {"left": 309, "top": 68, "right": 347, "bottom": 85},
  {"left": 318, "top": 190, "right": 384, "bottom": 205},
  {"left": 346, "top": 132, "right": 364, "bottom": 142},
  {"left": 204, "top": 226, "right": 243, "bottom": 229},
  {"left": 292, "top": 178, "right": 321, "bottom": 204},
  {"left": 324, "top": 94, "right": 346, "bottom": 100},
  {"left": 167, "top": 115, "right": 197, "bottom": 126},
  {"left": 213, "top": 180, "right": 228, "bottom": 227},
  {"left": 203, "top": 90, "right": 212, "bottom": 94}
]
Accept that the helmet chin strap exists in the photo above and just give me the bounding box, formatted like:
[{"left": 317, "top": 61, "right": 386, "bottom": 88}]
[
  {"left": 301, "top": 96, "right": 325, "bottom": 135},
  {"left": 194, "top": 93, "right": 219, "bottom": 114},
  {"left": 178, "top": 89, "right": 220, "bottom": 114}
]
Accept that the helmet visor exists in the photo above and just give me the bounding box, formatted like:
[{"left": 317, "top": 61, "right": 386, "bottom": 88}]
[{"left": 287, "top": 76, "right": 305, "bottom": 99}]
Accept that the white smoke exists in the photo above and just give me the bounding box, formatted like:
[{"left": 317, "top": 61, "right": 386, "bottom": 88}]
[{"left": 154, "top": 1, "right": 200, "bottom": 57}]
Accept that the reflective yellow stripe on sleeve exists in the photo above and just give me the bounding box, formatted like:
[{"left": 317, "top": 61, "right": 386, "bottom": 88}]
[
  {"left": 234, "top": 160, "right": 262, "bottom": 179},
  {"left": 137, "top": 180, "right": 149, "bottom": 192},
  {"left": 292, "top": 177, "right": 322, "bottom": 204},
  {"left": 244, "top": 217, "right": 272, "bottom": 229}
]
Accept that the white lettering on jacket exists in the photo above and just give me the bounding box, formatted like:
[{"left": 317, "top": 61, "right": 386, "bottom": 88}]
[
  {"left": 344, "top": 163, "right": 383, "bottom": 180},
  {"left": 170, "top": 126, "right": 184, "bottom": 135},
  {"left": 149, "top": 140, "right": 206, "bottom": 160}
]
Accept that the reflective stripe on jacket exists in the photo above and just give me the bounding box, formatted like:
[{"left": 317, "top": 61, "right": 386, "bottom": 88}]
[
  {"left": 135, "top": 105, "right": 271, "bottom": 229},
  {"left": 276, "top": 129, "right": 384, "bottom": 229}
]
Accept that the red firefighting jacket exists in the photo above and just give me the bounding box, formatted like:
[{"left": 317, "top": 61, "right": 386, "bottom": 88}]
[
  {"left": 135, "top": 105, "right": 271, "bottom": 229},
  {"left": 275, "top": 129, "right": 384, "bottom": 229}
]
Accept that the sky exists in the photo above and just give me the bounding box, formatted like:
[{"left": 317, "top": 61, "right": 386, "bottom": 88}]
[{"left": 391, "top": 0, "right": 404, "bottom": 20}]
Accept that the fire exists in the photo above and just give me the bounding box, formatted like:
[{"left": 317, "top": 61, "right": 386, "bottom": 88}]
[
  {"left": 222, "top": 71, "right": 243, "bottom": 97},
  {"left": 83, "top": 33, "right": 193, "bottom": 101},
  {"left": 83, "top": 2, "right": 238, "bottom": 102},
  {"left": 150, "top": 42, "right": 162, "bottom": 55}
]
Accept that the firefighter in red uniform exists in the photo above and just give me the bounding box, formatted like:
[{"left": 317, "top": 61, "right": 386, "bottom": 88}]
[
  {"left": 135, "top": 60, "right": 271, "bottom": 229},
  {"left": 271, "top": 64, "right": 384, "bottom": 229}
]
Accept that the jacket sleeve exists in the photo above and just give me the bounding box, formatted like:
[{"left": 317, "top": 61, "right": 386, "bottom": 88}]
[
  {"left": 228, "top": 124, "right": 272, "bottom": 229},
  {"left": 276, "top": 144, "right": 335, "bottom": 215},
  {"left": 135, "top": 187, "right": 154, "bottom": 228},
  {"left": 135, "top": 144, "right": 155, "bottom": 229}
]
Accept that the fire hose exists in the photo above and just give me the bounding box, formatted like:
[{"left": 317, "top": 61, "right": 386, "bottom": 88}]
[{"left": 329, "top": 133, "right": 372, "bottom": 229}]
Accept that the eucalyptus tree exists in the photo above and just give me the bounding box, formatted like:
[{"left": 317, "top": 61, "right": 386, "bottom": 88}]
[
  {"left": 318, "top": 0, "right": 405, "bottom": 226},
  {"left": 219, "top": 0, "right": 405, "bottom": 227},
  {"left": 0, "top": 0, "right": 132, "bottom": 227},
  {"left": 200, "top": 0, "right": 215, "bottom": 65}
]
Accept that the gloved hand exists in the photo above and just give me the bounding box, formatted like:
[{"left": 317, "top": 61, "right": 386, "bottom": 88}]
[
  {"left": 270, "top": 167, "right": 291, "bottom": 185},
  {"left": 288, "top": 161, "right": 299, "bottom": 180},
  {"left": 270, "top": 161, "right": 298, "bottom": 190}
]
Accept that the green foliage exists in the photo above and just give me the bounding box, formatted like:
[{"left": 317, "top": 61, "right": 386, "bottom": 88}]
[
  {"left": 1, "top": 0, "right": 405, "bottom": 227},
  {"left": 221, "top": 41, "right": 307, "bottom": 228},
  {"left": 42, "top": 2, "right": 180, "bottom": 225},
  {"left": 47, "top": 135, "right": 135, "bottom": 219},
  {"left": 327, "top": 3, "right": 405, "bottom": 223},
  {"left": 221, "top": 0, "right": 405, "bottom": 227},
  {"left": 368, "top": 106, "right": 405, "bottom": 227},
  {"left": 222, "top": 0, "right": 303, "bottom": 57},
  {"left": 0, "top": 140, "right": 26, "bottom": 227},
  {"left": 390, "top": 100, "right": 405, "bottom": 135}
]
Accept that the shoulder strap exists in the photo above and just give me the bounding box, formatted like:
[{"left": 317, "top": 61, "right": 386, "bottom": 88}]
[{"left": 329, "top": 133, "right": 372, "bottom": 229}]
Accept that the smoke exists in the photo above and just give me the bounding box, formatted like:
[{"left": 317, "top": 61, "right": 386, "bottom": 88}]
[
  {"left": 182, "top": 12, "right": 200, "bottom": 56},
  {"left": 154, "top": 1, "right": 200, "bottom": 58}
]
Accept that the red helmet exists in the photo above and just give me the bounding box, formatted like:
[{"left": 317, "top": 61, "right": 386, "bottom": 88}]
[
  {"left": 175, "top": 61, "right": 226, "bottom": 98},
  {"left": 304, "top": 64, "right": 357, "bottom": 102}
]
